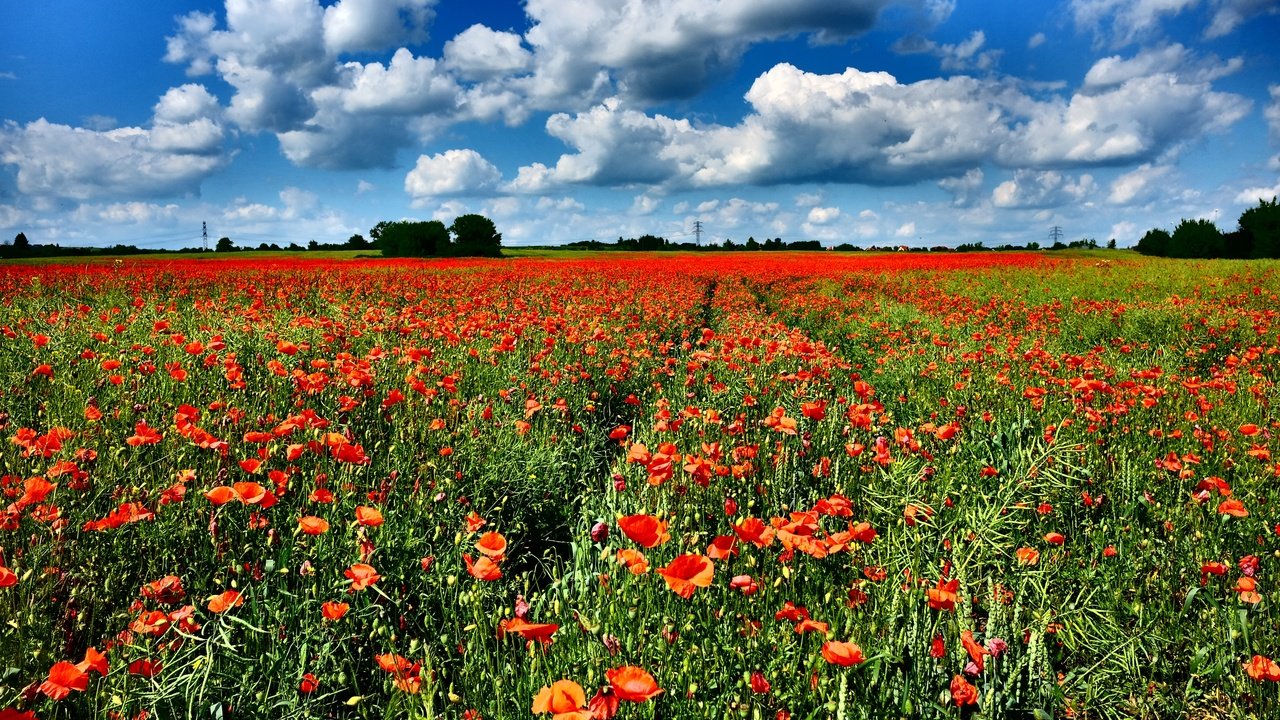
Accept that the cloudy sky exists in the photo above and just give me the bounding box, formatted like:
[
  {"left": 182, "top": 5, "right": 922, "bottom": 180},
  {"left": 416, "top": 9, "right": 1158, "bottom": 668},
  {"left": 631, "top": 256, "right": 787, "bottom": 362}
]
[{"left": 2, "top": 0, "right": 1278, "bottom": 249}]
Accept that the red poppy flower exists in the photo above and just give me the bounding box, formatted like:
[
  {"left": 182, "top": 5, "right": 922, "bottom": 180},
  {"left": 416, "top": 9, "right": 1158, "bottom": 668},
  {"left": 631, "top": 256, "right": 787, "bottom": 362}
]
[
  {"left": 464, "top": 554, "right": 502, "bottom": 581},
  {"left": 77, "top": 647, "right": 108, "bottom": 676},
  {"left": 475, "top": 531, "right": 508, "bottom": 559},
  {"left": 355, "top": 506, "right": 384, "bottom": 526},
  {"left": 657, "top": 554, "right": 714, "bottom": 599},
  {"left": 499, "top": 617, "right": 559, "bottom": 645},
  {"left": 1246, "top": 654, "right": 1280, "bottom": 681},
  {"left": 345, "top": 563, "right": 381, "bottom": 591},
  {"left": 206, "top": 589, "right": 243, "bottom": 614},
  {"left": 606, "top": 666, "right": 662, "bottom": 702},
  {"left": 298, "top": 516, "right": 330, "bottom": 535},
  {"left": 1015, "top": 547, "right": 1040, "bottom": 565},
  {"left": 1219, "top": 499, "right": 1249, "bottom": 517},
  {"left": 618, "top": 514, "right": 670, "bottom": 548},
  {"left": 0, "top": 565, "right": 17, "bottom": 588},
  {"left": 927, "top": 578, "right": 959, "bottom": 611},
  {"left": 616, "top": 549, "right": 649, "bottom": 574},
  {"left": 950, "top": 674, "right": 978, "bottom": 706},
  {"left": 321, "top": 601, "right": 349, "bottom": 620},
  {"left": 961, "top": 630, "right": 990, "bottom": 672},
  {"left": 40, "top": 661, "right": 88, "bottom": 700},
  {"left": 531, "top": 679, "right": 591, "bottom": 719},
  {"left": 299, "top": 672, "right": 319, "bottom": 694},
  {"left": 821, "top": 641, "right": 866, "bottom": 666}
]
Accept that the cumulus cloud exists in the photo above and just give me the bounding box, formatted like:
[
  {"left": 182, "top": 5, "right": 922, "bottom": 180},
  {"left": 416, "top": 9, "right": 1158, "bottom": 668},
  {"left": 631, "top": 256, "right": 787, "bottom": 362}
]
[
  {"left": 511, "top": 53, "right": 1249, "bottom": 192},
  {"left": 938, "top": 168, "right": 984, "bottom": 207},
  {"left": 895, "top": 30, "right": 1001, "bottom": 72},
  {"left": 807, "top": 206, "right": 842, "bottom": 224},
  {"left": 444, "top": 25, "right": 533, "bottom": 81},
  {"left": 1070, "top": 0, "right": 1200, "bottom": 46},
  {"left": 1205, "top": 0, "right": 1280, "bottom": 38},
  {"left": 322, "top": 0, "right": 436, "bottom": 55},
  {"left": 405, "top": 149, "right": 503, "bottom": 201},
  {"left": 1083, "top": 44, "right": 1241, "bottom": 89},
  {"left": 992, "top": 170, "right": 1096, "bottom": 208},
  {"left": 0, "top": 83, "right": 229, "bottom": 200},
  {"left": 1107, "top": 163, "right": 1172, "bottom": 204},
  {"left": 1235, "top": 183, "right": 1280, "bottom": 205},
  {"left": 1028, "top": 32, "right": 1047, "bottom": 49},
  {"left": 1266, "top": 84, "right": 1280, "bottom": 145},
  {"left": 73, "top": 201, "right": 182, "bottom": 225}
]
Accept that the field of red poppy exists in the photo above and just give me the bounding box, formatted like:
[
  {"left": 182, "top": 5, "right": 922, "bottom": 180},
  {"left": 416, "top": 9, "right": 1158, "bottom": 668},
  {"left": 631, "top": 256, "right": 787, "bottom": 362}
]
[{"left": 1, "top": 251, "right": 1279, "bottom": 720}]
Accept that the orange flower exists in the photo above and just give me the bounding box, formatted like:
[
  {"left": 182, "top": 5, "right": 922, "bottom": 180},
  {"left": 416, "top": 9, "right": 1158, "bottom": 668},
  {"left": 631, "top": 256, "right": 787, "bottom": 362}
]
[
  {"left": 464, "top": 553, "right": 502, "bottom": 581},
  {"left": 465, "top": 511, "right": 487, "bottom": 534},
  {"left": 39, "top": 661, "right": 88, "bottom": 700},
  {"left": 499, "top": 617, "right": 559, "bottom": 645},
  {"left": 1219, "top": 499, "right": 1249, "bottom": 518},
  {"left": 657, "top": 554, "right": 714, "bottom": 599},
  {"left": 927, "top": 578, "right": 959, "bottom": 611},
  {"left": 0, "top": 564, "right": 17, "bottom": 588},
  {"left": 821, "top": 641, "right": 866, "bottom": 667},
  {"left": 232, "top": 481, "right": 275, "bottom": 507},
  {"left": 961, "top": 630, "right": 990, "bottom": 672},
  {"left": 616, "top": 548, "right": 650, "bottom": 575},
  {"left": 1246, "top": 654, "right": 1280, "bottom": 681},
  {"left": 950, "top": 674, "right": 978, "bottom": 706},
  {"left": 1235, "top": 576, "right": 1262, "bottom": 604},
  {"left": 355, "top": 506, "right": 384, "bottom": 527},
  {"left": 475, "top": 531, "right": 508, "bottom": 559},
  {"left": 1043, "top": 532, "right": 1065, "bottom": 545},
  {"left": 1015, "top": 547, "right": 1040, "bottom": 565},
  {"left": 606, "top": 665, "right": 663, "bottom": 702},
  {"left": 532, "top": 679, "right": 591, "bottom": 719},
  {"left": 204, "top": 486, "right": 239, "bottom": 505},
  {"left": 298, "top": 516, "right": 330, "bottom": 535},
  {"left": 345, "top": 563, "right": 381, "bottom": 592},
  {"left": 618, "top": 514, "right": 670, "bottom": 548},
  {"left": 77, "top": 647, "right": 108, "bottom": 676},
  {"left": 321, "top": 601, "right": 350, "bottom": 620},
  {"left": 206, "top": 589, "right": 243, "bottom": 614}
]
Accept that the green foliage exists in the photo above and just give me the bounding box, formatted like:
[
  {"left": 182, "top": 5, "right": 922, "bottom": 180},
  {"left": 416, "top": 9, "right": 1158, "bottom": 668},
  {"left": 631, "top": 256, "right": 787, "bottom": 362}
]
[
  {"left": 1135, "top": 228, "right": 1171, "bottom": 256},
  {"left": 215, "top": 236, "right": 235, "bottom": 252},
  {"left": 447, "top": 214, "right": 502, "bottom": 257},
  {"left": 1169, "top": 218, "right": 1224, "bottom": 258},
  {"left": 1241, "top": 196, "right": 1280, "bottom": 259},
  {"left": 379, "top": 220, "right": 449, "bottom": 257}
]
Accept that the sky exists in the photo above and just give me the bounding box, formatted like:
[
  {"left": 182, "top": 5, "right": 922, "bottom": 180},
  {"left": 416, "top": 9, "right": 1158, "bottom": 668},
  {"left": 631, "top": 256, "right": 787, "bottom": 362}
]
[{"left": 1, "top": 0, "right": 1279, "bottom": 250}]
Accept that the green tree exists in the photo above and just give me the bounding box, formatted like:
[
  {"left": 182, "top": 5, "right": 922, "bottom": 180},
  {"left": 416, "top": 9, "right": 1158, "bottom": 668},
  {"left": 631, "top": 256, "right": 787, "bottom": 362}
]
[
  {"left": 1107, "top": 238, "right": 1117, "bottom": 249},
  {"left": 369, "top": 221, "right": 391, "bottom": 249},
  {"left": 448, "top": 214, "right": 503, "bottom": 257},
  {"left": 380, "top": 220, "right": 449, "bottom": 257},
  {"left": 1169, "top": 218, "right": 1223, "bottom": 258},
  {"left": 1240, "top": 197, "right": 1280, "bottom": 259},
  {"left": 14, "top": 232, "right": 29, "bottom": 249},
  {"left": 215, "top": 236, "right": 235, "bottom": 252},
  {"left": 346, "top": 233, "right": 369, "bottom": 250},
  {"left": 1135, "top": 228, "right": 1171, "bottom": 256}
]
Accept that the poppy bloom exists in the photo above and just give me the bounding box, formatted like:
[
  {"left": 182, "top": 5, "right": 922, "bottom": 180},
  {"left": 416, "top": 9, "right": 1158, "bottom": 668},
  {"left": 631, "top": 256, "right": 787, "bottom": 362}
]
[
  {"left": 657, "top": 554, "right": 714, "bottom": 599},
  {"left": 927, "top": 578, "right": 959, "bottom": 611},
  {"left": 0, "top": 565, "right": 17, "bottom": 588},
  {"left": 464, "top": 554, "right": 502, "bottom": 581},
  {"left": 206, "top": 589, "right": 243, "bottom": 613},
  {"left": 298, "top": 516, "right": 330, "bottom": 535},
  {"left": 499, "top": 617, "right": 559, "bottom": 645},
  {"left": 749, "top": 671, "right": 771, "bottom": 694},
  {"left": 475, "top": 531, "right": 508, "bottom": 559},
  {"left": 345, "top": 563, "right": 381, "bottom": 592},
  {"left": 1218, "top": 499, "right": 1249, "bottom": 518},
  {"left": 1015, "top": 547, "right": 1039, "bottom": 565},
  {"left": 616, "top": 549, "right": 650, "bottom": 575},
  {"left": 821, "top": 641, "right": 866, "bottom": 666},
  {"left": 606, "top": 666, "right": 662, "bottom": 702},
  {"left": 204, "top": 486, "right": 239, "bottom": 505},
  {"left": 618, "top": 514, "right": 670, "bottom": 548},
  {"left": 950, "top": 674, "right": 978, "bottom": 706},
  {"left": 77, "top": 647, "right": 108, "bottom": 676},
  {"left": 1246, "top": 655, "right": 1280, "bottom": 681},
  {"left": 299, "top": 672, "right": 319, "bottom": 694},
  {"left": 961, "top": 630, "right": 990, "bottom": 672},
  {"left": 40, "top": 661, "right": 88, "bottom": 700},
  {"left": 531, "top": 679, "right": 591, "bottom": 719},
  {"left": 355, "top": 506, "right": 384, "bottom": 526},
  {"left": 1043, "top": 532, "right": 1065, "bottom": 545},
  {"left": 321, "top": 601, "right": 350, "bottom": 620}
]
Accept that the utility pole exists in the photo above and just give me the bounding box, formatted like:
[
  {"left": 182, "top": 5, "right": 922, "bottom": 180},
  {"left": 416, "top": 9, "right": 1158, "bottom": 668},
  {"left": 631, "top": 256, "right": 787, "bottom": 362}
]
[
  {"left": 1048, "top": 225, "right": 1063, "bottom": 244},
  {"left": 202, "top": 221, "right": 209, "bottom": 252},
  {"left": 693, "top": 219, "right": 703, "bottom": 246}
]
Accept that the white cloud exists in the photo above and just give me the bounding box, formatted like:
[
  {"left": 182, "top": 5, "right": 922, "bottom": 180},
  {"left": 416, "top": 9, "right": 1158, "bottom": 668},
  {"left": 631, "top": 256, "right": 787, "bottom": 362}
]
[
  {"left": 0, "top": 83, "right": 229, "bottom": 200},
  {"left": 1070, "top": 0, "right": 1199, "bottom": 46},
  {"left": 1266, "top": 84, "right": 1280, "bottom": 145},
  {"left": 1028, "top": 32, "right": 1047, "bottom": 49},
  {"left": 322, "top": 0, "right": 436, "bottom": 55},
  {"left": 444, "top": 24, "right": 532, "bottom": 81},
  {"left": 1235, "top": 183, "right": 1280, "bottom": 205},
  {"left": 630, "top": 195, "right": 661, "bottom": 215},
  {"left": 1107, "top": 163, "right": 1172, "bottom": 205},
  {"left": 1083, "top": 44, "right": 1241, "bottom": 90},
  {"left": 895, "top": 221, "right": 916, "bottom": 237},
  {"left": 73, "top": 202, "right": 183, "bottom": 226},
  {"left": 405, "top": 149, "right": 503, "bottom": 201},
  {"left": 897, "top": 30, "right": 1001, "bottom": 72},
  {"left": 992, "top": 170, "right": 1096, "bottom": 209},
  {"left": 806, "top": 206, "right": 842, "bottom": 224},
  {"left": 342, "top": 49, "right": 460, "bottom": 115},
  {"left": 356, "top": 179, "right": 376, "bottom": 194},
  {"left": 1205, "top": 0, "right": 1280, "bottom": 38},
  {"left": 938, "top": 168, "right": 984, "bottom": 207}
]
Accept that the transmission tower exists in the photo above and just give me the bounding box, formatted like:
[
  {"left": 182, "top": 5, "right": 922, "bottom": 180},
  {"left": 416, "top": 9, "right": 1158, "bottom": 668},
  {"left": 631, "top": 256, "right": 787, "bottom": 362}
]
[
  {"left": 202, "top": 221, "right": 209, "bottom": 251},
  {"left": 693, "top": 219, "right": 703, "bottom": 246},
  {"left": 1048, "top": 225, "right": 1063, "bottom": 243}
]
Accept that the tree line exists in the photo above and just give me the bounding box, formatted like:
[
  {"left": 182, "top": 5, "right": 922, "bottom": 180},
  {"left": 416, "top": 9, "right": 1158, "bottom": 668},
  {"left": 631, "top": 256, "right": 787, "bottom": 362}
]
[{"left": 1136, "top": 198, "right": 1279, "bottom": 258}]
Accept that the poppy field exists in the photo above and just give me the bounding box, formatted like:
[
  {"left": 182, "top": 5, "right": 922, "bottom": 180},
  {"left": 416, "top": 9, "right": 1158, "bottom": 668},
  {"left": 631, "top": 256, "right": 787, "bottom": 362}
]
[{"left": 2, "top": 251, "right": 1280, "bottom": 720}]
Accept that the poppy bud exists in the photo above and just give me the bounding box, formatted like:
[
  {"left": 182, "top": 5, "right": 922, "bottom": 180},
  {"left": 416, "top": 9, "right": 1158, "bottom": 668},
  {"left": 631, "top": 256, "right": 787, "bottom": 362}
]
[{"left": 591, "top": 521, "right": 609, "bottom": 543}]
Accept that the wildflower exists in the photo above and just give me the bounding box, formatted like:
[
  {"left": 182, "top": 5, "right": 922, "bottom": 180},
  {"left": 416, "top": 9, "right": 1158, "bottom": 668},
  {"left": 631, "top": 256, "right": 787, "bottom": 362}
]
[
  {"left": 657, "top": 554, "right": 714, "bottom": 599},
  {"left": 531, "top": 679, "right": 591, "bottom": 719},
  {"left": 606, "top": 666, "right": 662, "bottom": 702},
  {"left": 821, "top": 641, "right": 866, "bottom": 666}
]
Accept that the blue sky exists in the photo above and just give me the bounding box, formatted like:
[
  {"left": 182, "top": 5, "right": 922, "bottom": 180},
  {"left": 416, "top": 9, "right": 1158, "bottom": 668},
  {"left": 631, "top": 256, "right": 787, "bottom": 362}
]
[{"left": 2, "top": 0, "right": 1278, "bottom": 249}]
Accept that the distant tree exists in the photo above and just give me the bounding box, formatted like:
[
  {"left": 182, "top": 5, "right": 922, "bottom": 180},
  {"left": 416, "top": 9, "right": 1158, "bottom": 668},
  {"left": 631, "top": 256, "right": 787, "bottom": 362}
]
[
  {"left": 1026, "top": 241, "right": 1040, "bottom": 250},
  {"left": 722, "top": 238, "right": 737, "bottom": 250},
  {"left": 448, "top": 214, "right": 503, "bottom": 257},
  {"left": 288, "top": 242, "right": 304, "bottom": 251},
  {"left": 258, "top": 243, "right": 270, "bottom": 251},
  {"left": 1135, "top": 228, "right": 1171, "bottom": 256},
  {"left": 634, "top": 234, "right": 666, "bottom": 251},
  {"left": 1107, "top": 238, "right": 1117, "bottom": 249},
  {"left": 1240, "top": 197, "right": 1280, "bottom": 259},
  {"left": 380, "top": 220, "right": 449, "bottom": 257},
  {"left": 346, "top": 233, "right": 369, "bottom": 250},
  {"left": 216, "top": 236, "right": 235, "bottom": 252},
  {"left": 14, "top": 232, "right": 29, "bottom": 249},
  {"left": 369, "top": 221, "right": 391, "bottom": 249},
  {"left": 308, "top": 240, "right": 319, "bottom": 251},
  {"left": 1169, "top": 218, "right": 1223, "bottom": 258},
  {"left": 744, "top": 236, "right": 760, "bottom": 251}
]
